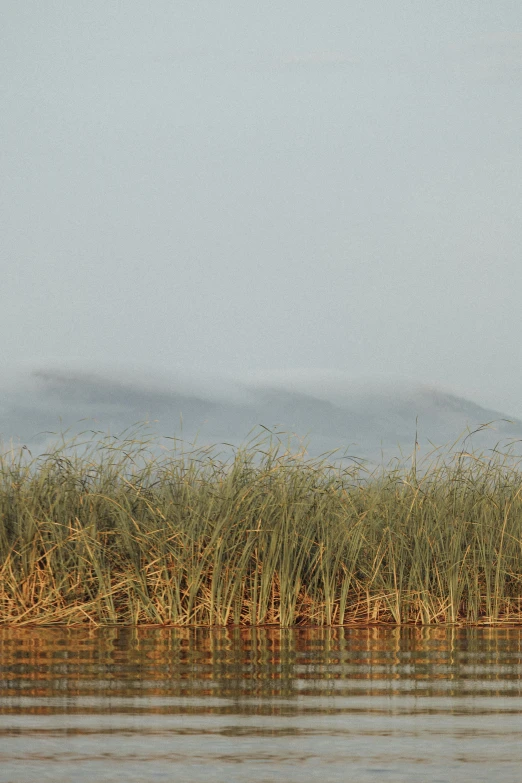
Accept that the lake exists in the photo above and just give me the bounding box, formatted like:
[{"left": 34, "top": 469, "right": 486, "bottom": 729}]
[{"left": 0, "top": 626, "right": 521, "bottom": 782}]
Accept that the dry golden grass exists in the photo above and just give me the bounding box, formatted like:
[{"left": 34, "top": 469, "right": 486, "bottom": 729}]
[{"left": 1, "top": 428, "right": 522, "bottom": 626}]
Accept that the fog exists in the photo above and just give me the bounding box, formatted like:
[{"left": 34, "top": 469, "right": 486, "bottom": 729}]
[
  {"left": 2, "top": 3, "right": 522, "bottom": 440},
  {"left": 2, "top": 365, "right": 522, "bottom": 464}
]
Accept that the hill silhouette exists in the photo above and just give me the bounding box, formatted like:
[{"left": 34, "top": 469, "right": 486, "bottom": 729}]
[{"left": 2, "top": 368, "right": 521, "bottom": 462}]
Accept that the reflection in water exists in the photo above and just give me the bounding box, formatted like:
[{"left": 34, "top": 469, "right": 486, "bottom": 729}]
[{"left": 0, "top": 626, "right": 522, "bottom": 781}]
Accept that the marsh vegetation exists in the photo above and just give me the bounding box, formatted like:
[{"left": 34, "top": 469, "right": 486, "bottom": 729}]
[{"left": 1, "top": 428, "right": 522, "bottom": 626}]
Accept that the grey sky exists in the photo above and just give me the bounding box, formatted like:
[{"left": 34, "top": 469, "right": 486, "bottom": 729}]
[{"left": 2, "top": 2, "right": 522, "bottom": 416}]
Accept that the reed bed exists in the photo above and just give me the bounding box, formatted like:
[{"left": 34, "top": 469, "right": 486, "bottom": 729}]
[{"left": 1, "top": 428, "right": 522, "bottom": 626}]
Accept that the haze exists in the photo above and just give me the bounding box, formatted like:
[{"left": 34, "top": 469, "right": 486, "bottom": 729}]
[{"left": 2, "top": 2, "right": 522, "bottom": 436}]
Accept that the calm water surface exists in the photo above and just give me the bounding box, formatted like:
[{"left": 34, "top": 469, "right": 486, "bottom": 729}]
[{"left": 1, "top": 626, "right": 522, "bottom": 782}]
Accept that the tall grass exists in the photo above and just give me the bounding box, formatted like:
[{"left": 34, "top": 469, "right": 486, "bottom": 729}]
[{"left": 1, "top": 428, "right": 522, "bottom": 626}]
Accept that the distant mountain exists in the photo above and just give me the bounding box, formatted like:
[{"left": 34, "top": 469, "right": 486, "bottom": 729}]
[{"left": 1, "top": 368, "right": 522, "bottom": 463}]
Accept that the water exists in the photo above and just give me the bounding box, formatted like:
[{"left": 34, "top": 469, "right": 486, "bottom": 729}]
[{"left": 1, "top": 626, "right": 522, "bottom": 782}]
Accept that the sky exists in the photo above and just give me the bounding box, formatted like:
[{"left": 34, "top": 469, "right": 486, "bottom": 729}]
[{"left": 2, "top": 1, "right": 522, "bottom": 417}]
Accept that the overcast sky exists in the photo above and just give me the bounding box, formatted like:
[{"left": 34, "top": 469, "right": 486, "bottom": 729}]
[{"left": 2, "top": 2, "right": 522, "bottom": 415}]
